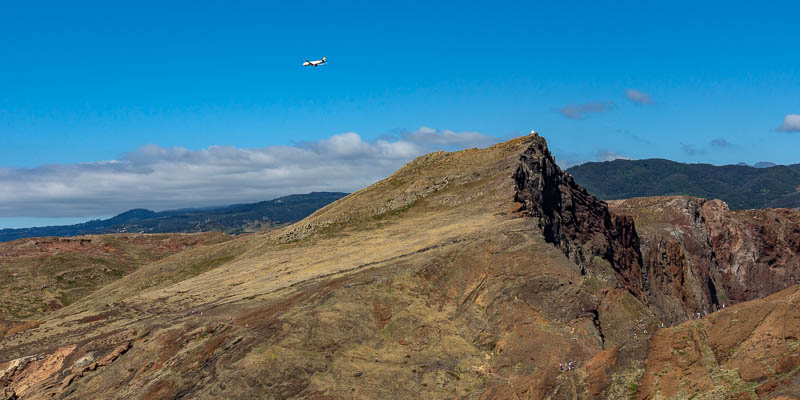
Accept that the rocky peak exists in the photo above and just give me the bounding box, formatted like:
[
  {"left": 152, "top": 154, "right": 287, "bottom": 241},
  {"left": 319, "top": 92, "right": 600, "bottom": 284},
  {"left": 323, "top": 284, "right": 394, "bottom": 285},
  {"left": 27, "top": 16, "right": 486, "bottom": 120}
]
[{"left": 512, "top": 134, "right": 647, "bottom": 300}]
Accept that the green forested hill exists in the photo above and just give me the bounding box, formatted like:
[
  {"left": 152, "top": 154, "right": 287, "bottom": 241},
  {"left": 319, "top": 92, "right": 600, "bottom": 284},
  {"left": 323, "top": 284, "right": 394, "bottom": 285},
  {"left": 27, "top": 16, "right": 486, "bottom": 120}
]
[
  {"left": 0, "top": 192, "right": 348, "bottom": 242},
  {"left": 566, "top": 159, "right": 800, "bottom": 210}
]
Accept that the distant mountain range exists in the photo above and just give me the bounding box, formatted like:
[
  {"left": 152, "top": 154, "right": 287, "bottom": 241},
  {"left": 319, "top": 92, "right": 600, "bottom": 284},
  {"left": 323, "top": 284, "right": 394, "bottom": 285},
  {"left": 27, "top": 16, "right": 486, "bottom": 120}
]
[
  {"left": 0, "top": 192, "right": 348, "bottom": 242},
  {"left": 567, "top": 159, "right": 800, "bottom": 210}
]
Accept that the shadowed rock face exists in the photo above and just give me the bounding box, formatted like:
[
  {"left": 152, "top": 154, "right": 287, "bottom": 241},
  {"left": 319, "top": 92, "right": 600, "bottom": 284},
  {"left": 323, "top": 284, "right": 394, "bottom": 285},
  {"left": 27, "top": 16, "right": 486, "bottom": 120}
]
[
  {"left": 0, "top": 134, "right": 798, "bottom": 400},
  {"left": 609, "top": 196, "right": 800, "bottom": 324},
  {"left": 513, "top": 136, "right": 647, "bottom": 302}
]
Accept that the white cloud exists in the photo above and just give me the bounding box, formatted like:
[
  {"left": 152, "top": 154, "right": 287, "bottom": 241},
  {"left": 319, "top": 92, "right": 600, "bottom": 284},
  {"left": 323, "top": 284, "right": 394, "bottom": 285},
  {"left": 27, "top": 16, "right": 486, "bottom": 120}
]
[
  {"left": 779, "top": 114, "right": 800, "bottom": 132},
  {"left": 0, "top": 128, "right": 500, "bottom": 218},
  {"left": 625, "top": 89, "right": 653, "bottom": 105},
  {"left": 556, "top": 102, "right": 614, "bottom": 120},
  {"left": 595, "top": 149, "right": 632, "bottom": 162}
]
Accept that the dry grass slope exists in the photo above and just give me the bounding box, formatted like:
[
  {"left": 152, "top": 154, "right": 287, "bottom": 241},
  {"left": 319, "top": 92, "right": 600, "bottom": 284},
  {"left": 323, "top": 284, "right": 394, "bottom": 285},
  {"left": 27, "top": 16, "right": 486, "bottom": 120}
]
[{"left": 0, "top": 232, "right": 231, "bottom": 323}]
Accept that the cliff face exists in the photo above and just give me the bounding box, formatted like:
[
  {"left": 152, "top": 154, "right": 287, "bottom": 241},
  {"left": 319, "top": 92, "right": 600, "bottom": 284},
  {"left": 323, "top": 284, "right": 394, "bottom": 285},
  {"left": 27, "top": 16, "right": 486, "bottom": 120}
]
[
  {"left": 513, "top": 135, "right": 647, "bottom": 301},
  {"left": 705, "top": 202, "right": 800, "bottom": 300},
  {"left": 609, "top": 196, "right": 800, "bottom": 323}
]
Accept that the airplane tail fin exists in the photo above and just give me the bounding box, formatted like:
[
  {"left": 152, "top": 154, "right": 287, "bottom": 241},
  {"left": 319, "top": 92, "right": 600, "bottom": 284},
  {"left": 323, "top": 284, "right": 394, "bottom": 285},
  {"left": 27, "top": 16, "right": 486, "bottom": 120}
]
[{"left": 322, "top": 56, "right": 326, "bottom": 61}]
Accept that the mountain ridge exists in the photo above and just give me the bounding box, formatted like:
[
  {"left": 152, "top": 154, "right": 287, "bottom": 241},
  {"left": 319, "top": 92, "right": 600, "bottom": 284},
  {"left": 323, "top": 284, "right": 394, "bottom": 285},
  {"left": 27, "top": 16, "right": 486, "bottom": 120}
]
[{"left": 0, "top": 192, "right": 348, "bottom": 242}]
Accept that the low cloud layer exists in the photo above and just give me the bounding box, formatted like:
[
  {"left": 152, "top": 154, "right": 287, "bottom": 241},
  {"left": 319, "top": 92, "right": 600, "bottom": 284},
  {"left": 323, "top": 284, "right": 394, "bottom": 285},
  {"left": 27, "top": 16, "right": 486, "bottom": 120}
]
[
  {"left": 625, "top": 89, "right": 652, "bottom": 104},
  {"left": 556, "top": 102, "right": 615, "bottom": 119},
  {"left": 779, "top": 114, "right": 800, "bottom": 132},
  {"left": 0, "top": 128, "right": 499, "bottom": 218}
]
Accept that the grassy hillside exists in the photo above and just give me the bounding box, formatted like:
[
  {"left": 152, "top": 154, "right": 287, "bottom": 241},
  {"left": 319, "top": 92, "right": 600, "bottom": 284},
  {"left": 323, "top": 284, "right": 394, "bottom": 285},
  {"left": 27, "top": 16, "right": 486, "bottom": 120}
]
[
  {"left": 567, "top": 159, "right": 800, "bottom": 209},
  {"left": 0, "top": 232, "right": 231, "bottom": 321},
  {"left": 0, "top": 192, "right": 347, "bottom": 242}
]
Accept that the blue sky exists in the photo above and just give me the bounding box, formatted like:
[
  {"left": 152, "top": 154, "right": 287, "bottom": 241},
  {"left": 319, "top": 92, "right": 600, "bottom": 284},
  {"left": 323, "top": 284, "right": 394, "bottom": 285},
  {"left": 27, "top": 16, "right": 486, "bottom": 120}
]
[{"left": 1, "top": 1, "right": 799, "bottom": 227}]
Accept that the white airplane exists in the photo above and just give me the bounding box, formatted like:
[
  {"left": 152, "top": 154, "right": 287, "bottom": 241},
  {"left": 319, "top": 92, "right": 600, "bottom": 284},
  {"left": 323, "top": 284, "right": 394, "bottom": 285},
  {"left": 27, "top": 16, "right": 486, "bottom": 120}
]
[{"left": 303, "top": 57, "right": 327, "bottom": 67}]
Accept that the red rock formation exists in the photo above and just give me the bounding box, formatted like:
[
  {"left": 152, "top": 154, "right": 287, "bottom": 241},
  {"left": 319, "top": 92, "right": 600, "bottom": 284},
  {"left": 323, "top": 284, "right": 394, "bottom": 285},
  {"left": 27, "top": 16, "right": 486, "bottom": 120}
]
[
  {"left": 610, "top": 196, "right": 800, "bottom": 323},
  {"left": 636, "top": 286, "right": 800, "bottom": 399}
]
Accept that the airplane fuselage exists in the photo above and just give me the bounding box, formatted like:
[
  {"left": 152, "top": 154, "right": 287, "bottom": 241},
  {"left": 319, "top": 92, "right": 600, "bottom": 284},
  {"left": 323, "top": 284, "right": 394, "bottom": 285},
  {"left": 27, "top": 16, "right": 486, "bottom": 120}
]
[{"left": 303, "top": 57, "right": 326, "bottom": 67}]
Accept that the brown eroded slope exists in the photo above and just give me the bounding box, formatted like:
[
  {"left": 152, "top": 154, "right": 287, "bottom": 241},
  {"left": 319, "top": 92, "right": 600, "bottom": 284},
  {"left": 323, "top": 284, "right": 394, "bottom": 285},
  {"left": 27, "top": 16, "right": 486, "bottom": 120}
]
[
  {"left": 0, "top": 233, "right": 231, "bottom": 325},
  {"left": 1, "top": 133, "right": 798, "bottom": 399},
  {"left": 635, "top": 285, "right": 800, "bottom": 399}
]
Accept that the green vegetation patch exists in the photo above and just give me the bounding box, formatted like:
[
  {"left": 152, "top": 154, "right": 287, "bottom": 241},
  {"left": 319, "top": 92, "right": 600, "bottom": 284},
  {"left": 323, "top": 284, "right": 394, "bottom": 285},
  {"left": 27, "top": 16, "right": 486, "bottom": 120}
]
[
  {"left": 58, "top": 291, "right": 72, "bottom": 307},
  {"left": 183, "top": 254, "right": 237, "bottom": 278}
]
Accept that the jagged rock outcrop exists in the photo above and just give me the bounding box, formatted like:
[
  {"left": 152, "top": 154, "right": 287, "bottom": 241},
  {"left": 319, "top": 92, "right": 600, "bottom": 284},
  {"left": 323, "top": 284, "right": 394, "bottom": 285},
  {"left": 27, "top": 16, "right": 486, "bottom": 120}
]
[
  {"left": 513, "top": 134, "right": 647, "bottom": 301},
  {"left": 610, "top": 196, "right": 800, "bottom": 324}
]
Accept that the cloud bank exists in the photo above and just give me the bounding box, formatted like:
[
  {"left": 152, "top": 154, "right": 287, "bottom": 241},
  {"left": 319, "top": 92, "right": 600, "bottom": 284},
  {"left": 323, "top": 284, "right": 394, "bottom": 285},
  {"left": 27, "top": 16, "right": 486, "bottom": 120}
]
[
  {"left": 556, "top": 102, "right": 615, "bottom": 119},
  {"left": 625, "top": 89, "right": 652, "bottom": 104},
  {"left": 779, "top": 114, "right": 800, "bottom": 132},
  {"left": 0, "top": 128, "right": 499, "bottom": 218}
]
